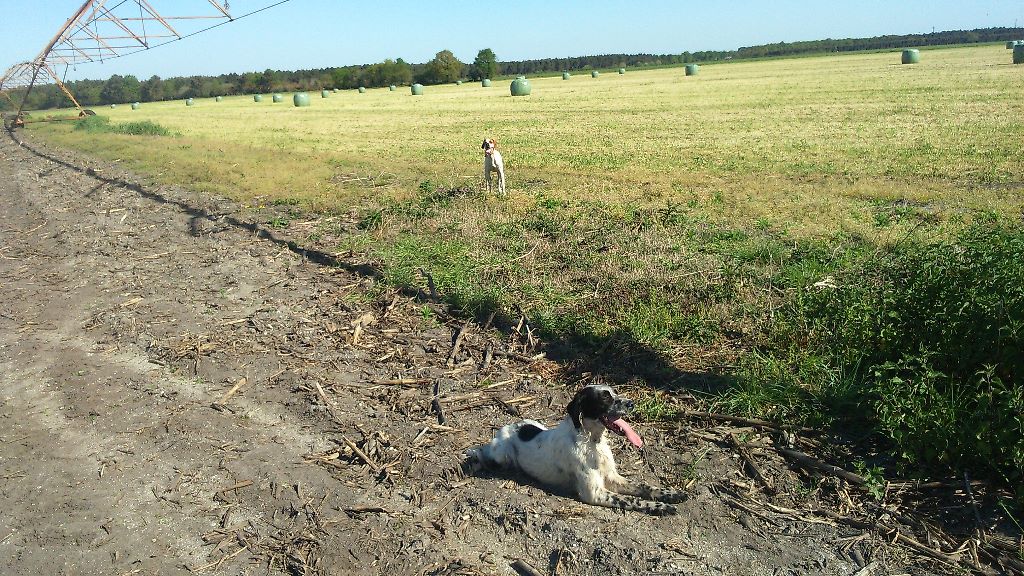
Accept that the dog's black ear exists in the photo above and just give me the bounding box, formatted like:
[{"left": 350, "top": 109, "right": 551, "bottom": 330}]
[
  {"left": 566, "top": 393, "right": 583, "bottom": 429},
  {"left": 482, "top": 139, "right": 488, "bottom": 150}
]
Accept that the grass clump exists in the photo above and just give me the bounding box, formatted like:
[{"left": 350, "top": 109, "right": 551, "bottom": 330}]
[{"left": 75, "top": 115, "right": 174, "bottom": 136}]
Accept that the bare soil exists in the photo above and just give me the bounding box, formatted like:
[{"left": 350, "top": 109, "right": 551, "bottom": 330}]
[{"left": 0, "top": 131, "right": 956, "bottom": 576}]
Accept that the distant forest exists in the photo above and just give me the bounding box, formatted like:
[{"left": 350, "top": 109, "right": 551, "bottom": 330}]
[{"left": 4, "top": 26, "right": 1021, "bottom": 111}]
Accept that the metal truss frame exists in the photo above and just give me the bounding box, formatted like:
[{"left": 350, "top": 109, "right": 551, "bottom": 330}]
[{"left": 1, "top": 1, "right": 232, "bottom": 127}]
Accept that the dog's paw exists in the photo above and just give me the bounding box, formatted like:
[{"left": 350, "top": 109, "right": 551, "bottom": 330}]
[
  {"left": 459, "top": 449, "right": 483, "bottom": 477},
  {"left": 651, "top": 502, "right": 678, "bottom": 516},
  {"left": 657, "top": 490, "right": 688, "bottom": 504}
]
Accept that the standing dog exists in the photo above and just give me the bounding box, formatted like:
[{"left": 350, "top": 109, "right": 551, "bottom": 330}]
[
  {"left": 481, "top": 138, "right": 506, "bottom": 195},
  {"left": 463, "top": 385, "right": 685, "bottom": 515}
]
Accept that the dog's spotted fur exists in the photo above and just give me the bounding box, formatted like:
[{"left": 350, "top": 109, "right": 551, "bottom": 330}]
[{"left": 463, "top": 385, "right": 685, "bottom": 515}]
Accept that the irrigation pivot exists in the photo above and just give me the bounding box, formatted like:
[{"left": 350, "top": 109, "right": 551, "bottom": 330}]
[{"left": 1, "top": 1, "right": 236, "bottom": 128}]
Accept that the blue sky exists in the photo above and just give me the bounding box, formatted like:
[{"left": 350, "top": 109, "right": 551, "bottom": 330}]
[{"left": 1, "top": 0, "right": 1022, "bottom": 81}]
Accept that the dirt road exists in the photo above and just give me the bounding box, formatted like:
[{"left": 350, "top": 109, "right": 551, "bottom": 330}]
[{"left": 0, "top": 131, "right": 928, "bottom": 575}]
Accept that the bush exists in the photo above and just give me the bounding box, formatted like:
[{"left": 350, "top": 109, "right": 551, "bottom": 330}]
[
  {"left": 75, "top": 115, "right": 173, "bottom": 136},
  {"left": 765, "top": 220, "right": 1024, "bottom": 495}
]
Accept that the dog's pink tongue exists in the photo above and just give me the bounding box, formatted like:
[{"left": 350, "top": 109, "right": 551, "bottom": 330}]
[{"left": 613, "top": 418, "right": 643, "bottom": 448}]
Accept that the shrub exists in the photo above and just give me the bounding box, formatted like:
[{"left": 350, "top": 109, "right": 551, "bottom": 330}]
[
  {"left": 764, "top": 220, "right": 1024, "bottom": 495},
  {"left": 74, "top": 115, "right": 174, "bottom": 136}
]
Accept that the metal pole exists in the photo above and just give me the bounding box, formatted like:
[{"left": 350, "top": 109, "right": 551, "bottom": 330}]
[{"left": 13, "top": 1, "right": 94, "bottom": 125}]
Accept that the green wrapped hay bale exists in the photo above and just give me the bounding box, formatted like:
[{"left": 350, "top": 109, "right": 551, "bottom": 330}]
[
  {"left": 293, "top": 92, "right": 310, "bottom": 107},
  {"left": 591, "top": 70, "right": 599, "bottom": 78},
  {"left": 215, "top": 96, "right": 222, "bottom": 102},
  {"left": 411, "top": 83, "right": 424, "bottom": 95},
  {"left": 510, "top": 77, "right": 532, "bottom": 96},
  {"left": 685, "top": 64, "right": 700, "bottom": 76},
  {"left": 618, "top": 68, "right": 625, "bottom": 74},
  {"left": 901, "top": 49, "right": 920, "bottom": 64},
  {"left": 131, "top": 102, "right": 139, "bottom": 110},
  {"left": 253, "top": 94, "right": 263, "bottom": 102},
  {"left": 1015, "top": 44, "right": 1024, "bottom": 64},
  {"left": 482, "top": 79, "right": 492, "bottom": 87},
  {"left": 358, "top": 87, "right": 366, "bottom": 93},
  {"left": 110, "top": 104, "right": 116, "bottom": 109},
  {"left": 272, "top": 93, "right": 283, "bottom": 103},
  {"left": 186, "top": 98, "right": 194, "bottom": 106},
  {"left": 333, "top": 88, "right": 338, "bottom": 93},
  {"left": 321, "top": 90, "right": 330, "bottom": 98},
  {"left": 562, "top": 72, "right": 570, "bottom": 80},
  {"left": 456, "top": 80, "right": 463, "bottom": 85},
  {"left": 389, "top": 84, "right": 396, "bottom": 91}
]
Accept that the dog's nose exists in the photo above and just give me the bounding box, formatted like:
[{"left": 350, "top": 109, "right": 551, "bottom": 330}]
[{"left": 617, "top": 399, "right": 635, "bottom": 413}]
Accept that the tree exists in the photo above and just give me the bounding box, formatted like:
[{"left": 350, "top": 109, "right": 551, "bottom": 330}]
[
  {"left": 100, "top": 74, "right": 128, "bottom": 104},
  {"left": 122, "top": 75, "right": 141, "bottom": 102},
  {"left": 140, "top": 75, "right": 164, "bottom": 102},
  {"left": 471, "top": 48, "right": 498, "bottom": 81},
  {"left": 418, "top": 50, "right": 463, "bottom": 85}
]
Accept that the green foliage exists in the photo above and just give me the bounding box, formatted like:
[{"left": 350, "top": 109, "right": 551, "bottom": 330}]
[
  {"left": 753, "top": 220, "right": 1024, "bottom": 495},
  {"left": 853, "top": 461, "right": 887, "bottom": 500},
  {"left": 74, "top": 115, "right": 173, "bottom": 136},
  {"left": 418, "top": 50, "right": 464, "bottom": 85},
  {"left": 470, "top": 48, "right": 499, "bottom": 81}
]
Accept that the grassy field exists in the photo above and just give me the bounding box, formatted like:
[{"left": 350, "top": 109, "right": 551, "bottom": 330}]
[
  {"left": 28, "top": 44, "right": 1024, "bottom": 493},
  {"left": 35, "top": 44, "right": 1024, "bottom": 236}
]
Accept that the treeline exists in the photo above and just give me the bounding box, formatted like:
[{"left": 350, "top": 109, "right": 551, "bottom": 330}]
[
  {"left": 736, "top": 26, "right": 1024, "bottom": 58},
  {"left": 4, "top": 26, "right": 1021, "bottom": 112}
]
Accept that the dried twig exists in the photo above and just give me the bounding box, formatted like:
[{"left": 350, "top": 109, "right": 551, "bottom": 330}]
[
  {"left": 446, "top": 320, "right": 471, "bottom": 368},
  {"left": 683, "top": 411, "right": 816, "bottom": 434},
  {"left": 491, "top": 349, "right": 546, "bottom": 363},
  {"left": 778, "top": 447, "right": 867, "bottom": 486},
  {"left": 432, "top": 381, "right": 446, "bottom": 426},
  {"left": 215, "top": 377, "right": 248, "bottom": 405},
  {"left": 510, "top": 559, "right": 545, "bottom": 576},
  {"left": 341, "top": 436, "right": 380, "bottom": 473},
  {"left": 728, "top": 433, "right": 775, "bottom": 494},
  {"left": 418, "top": 268, "right": 437, "bottom": 299}
]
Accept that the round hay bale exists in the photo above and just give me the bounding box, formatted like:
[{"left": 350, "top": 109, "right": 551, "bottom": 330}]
[
  {"left": 618, "top": 68, "right": 625, "bottom": 74},
  {"left": 253, "top": 94, "right": 263, "bottom": 102},
  {"left": 215, "top": 96, "right": 222, "bottom": 102},
  {"left": 186, "top": 98, "right": 194, "bottom": 106},
  {"left": 389, "top": 84, "right": 396, "bottom": 91},
  {"left": 333, "top": 88, "right": 338, "bottom": 93},
  {"left": 482, "top": 79, "right": 492, "bottom": 87},
  {"left": 456, "top": 80, "right": 463, "bottom": 85},
  {"left": 131, "top": 102, "right": 139, "bottom": 110},
  {"left": 411, "top": 83, "right": 424, "bottom": 95},
  {"left": 685, "top": 64, "right": 700, "bottom": 76},
  {"left": 510, "top": 77, "right": 532, "bottom": 96},
  {"left": 591, "top": 70, "right": 599, "bottom": 78},
  {"left": 562, "top": 72, "right": 570, "bottom": 80},
  {"left": 321, "top": 90, "right": 330, "bottom": 98},
  {"left": 110, "top": 104, "right": 116, "bottom": 109},
  {"left": 358, "top": 87, "right": 366, "bottom": 93},
  {"left": 293, "top": 92, "right": 310, "bottom": 107},
  {"left": 901, "top": 49, "right": 920, "bottom": 64},
  {"left": 1015, "top": 44, "right": 1024, "bottom": 64},
  {"left": 272, "top": 93, "right": 283, "bottom": 103}
]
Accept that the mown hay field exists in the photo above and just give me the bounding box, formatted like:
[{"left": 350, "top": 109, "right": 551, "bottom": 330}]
[{"left": 35, "top": 43, "right": 1024, "bottom": 238}]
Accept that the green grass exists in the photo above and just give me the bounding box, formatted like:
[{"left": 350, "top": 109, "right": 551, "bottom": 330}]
[{"left": 26, "top": 45, "right": 1024, "bottom": 496}]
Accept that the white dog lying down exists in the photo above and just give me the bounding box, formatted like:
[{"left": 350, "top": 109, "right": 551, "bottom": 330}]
[
  {"left": 482, "top": 138, "right": 506, "bottom": 195},
  {"left": 463, "top": 385, "right": 685, "bottom": 515}
]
